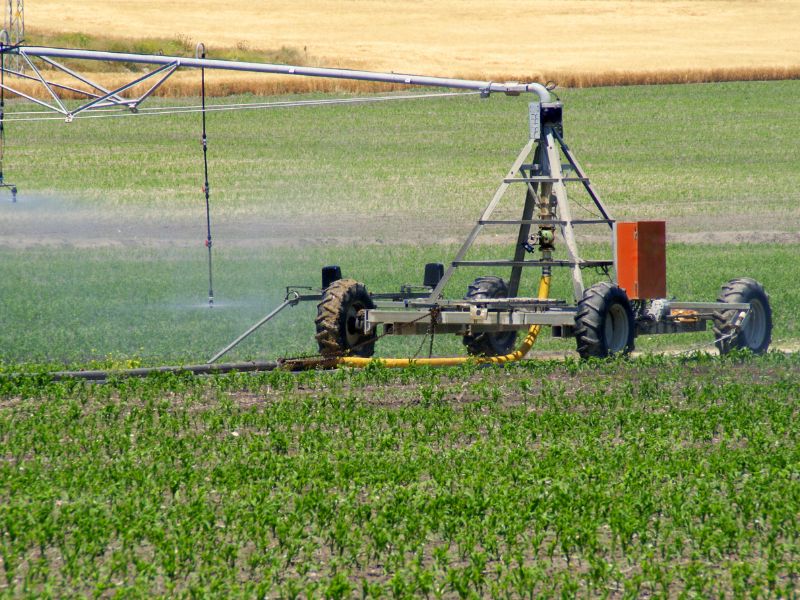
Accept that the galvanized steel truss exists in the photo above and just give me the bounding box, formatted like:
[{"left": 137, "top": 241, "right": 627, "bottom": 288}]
[{"left": 0, "top": 44, "right": 552, "bottom": 122}]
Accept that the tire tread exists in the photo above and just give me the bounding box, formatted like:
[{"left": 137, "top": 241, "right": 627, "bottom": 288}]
[
  {"left": 315, "top": 279, "right": 376, "bottom": 357},
  {"left": 574, "top": 282, "right": 634, "bottom": 358},
  {"left": 712, "top": 278, "right": 771, "bottom": 354}
]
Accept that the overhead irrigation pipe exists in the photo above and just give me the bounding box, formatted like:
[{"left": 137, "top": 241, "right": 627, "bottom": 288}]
[{"left": 10, "top": 46, "right": 553, "bottom": 102}]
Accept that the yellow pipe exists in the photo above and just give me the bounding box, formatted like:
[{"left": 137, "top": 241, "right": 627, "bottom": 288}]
[{"left": 339, "top": 274, "right": 551, "bottom": 368}]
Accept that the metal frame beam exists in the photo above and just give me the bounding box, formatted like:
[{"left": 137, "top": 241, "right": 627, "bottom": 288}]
[
  {"left": 14, "top": 46, "right": 551, "bottom": 98},
  {"left": 66, "top": 61, "right": 179, "bottom": 120},
  {"left": 19, "top": 51, "right": 67, "bottom": 114},
  {"left": 0, "top": 44, "right": 552, "bottom": 120},
  {"left": 425, "top": 139, "right": 536, "bottom": 301},
  {"left": 3, "top": 66, "right": 105, "bottom": 100},
  {"left": 38, "top": 56, "right": 129, "bottom": 103}
]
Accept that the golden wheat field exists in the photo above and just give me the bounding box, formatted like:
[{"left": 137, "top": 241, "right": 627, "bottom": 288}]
[{"left": 19, "top": 0, "right": 800, "bottom": 94}]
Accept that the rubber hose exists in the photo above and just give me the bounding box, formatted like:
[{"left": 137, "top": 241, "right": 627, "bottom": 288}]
[{"left": 339, "top": 274, "right": 551, "bottom": 368}]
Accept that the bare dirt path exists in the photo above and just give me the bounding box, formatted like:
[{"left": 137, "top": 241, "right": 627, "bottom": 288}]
[{"left": 2, "top": 202, "right": 798, "bottom": 250}]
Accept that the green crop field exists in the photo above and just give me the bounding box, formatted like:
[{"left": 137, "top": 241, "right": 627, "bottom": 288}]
[
  {"left": 1, "top": 79, "right": 799, "bottom": 597},
  {"left": 2, "top": 355, "right": 800, "bottom": 597}
]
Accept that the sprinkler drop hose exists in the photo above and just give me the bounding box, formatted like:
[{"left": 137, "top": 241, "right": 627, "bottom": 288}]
[{"left": 339, "top": 274, "right": 551, "bottom": 368}]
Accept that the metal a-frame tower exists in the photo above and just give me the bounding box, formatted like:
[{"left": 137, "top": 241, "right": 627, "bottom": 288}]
[{"left": 3, "top": 0, "right": 22, "bottom": 66}]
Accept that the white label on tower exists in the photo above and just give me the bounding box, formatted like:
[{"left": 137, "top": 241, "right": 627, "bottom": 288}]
[{"left": 529, "top": 102, "right": 541, "bottom": 140}]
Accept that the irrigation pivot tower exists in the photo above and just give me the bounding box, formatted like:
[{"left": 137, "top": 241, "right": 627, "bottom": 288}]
[
  {"left": 4, "top": 0, "right": 23, "bottom": 43},
  {"left": 3, "top": 0, "right": 22, "bottom": 68}
]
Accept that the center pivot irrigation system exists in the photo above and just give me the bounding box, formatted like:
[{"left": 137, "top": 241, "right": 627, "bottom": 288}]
[{"left": 0, "top": 40, "right": 773, "bottom": 373}]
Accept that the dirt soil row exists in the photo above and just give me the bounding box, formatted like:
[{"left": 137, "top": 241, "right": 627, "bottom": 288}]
[{"left": 1, "top": 204, "right": 798, "bottom": 249}]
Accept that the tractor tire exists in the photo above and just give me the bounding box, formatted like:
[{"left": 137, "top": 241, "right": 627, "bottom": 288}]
[
  {"left": 315, "top": 278, "right": 376, "bottom": 357},
  {"left": 462, "top": 276, "right": 518, "bottom": 357},
  {"left": 574, "top": 282, "right": 635, "bottom": 358},
  {"left": 713, "top": 278, "right": 772, "bottom": 354}
]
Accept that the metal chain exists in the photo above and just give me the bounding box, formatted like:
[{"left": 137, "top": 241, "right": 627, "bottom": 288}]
[
  {"left": 674, "top": 329, "right": 736, "bottom": 356},
  {"left": 412, "top": 331, "right": 430, "bottom": 359},
  {"left": 409, "top": 307, "right": 441, "bottom": 359},
  {"left": 428, "top": 307, "right": 440, "bottom": 358}
]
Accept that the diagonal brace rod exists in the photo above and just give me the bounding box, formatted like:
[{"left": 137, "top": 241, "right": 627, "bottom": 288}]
[
  {"left": 425, "top": 139, "right": 535, "bottom": 301},
  {"left": 19, "top": 51, "right": 68, "bottom": 115},
  {"left": 553, "top": 129, "right": 613, "bottom": 225},
  {"left": 38, "top": 56, "right": 128, "bottom": 104},
  {"left": 130, "top": 62, "right": 179, "bottom": 108},
  {"left": 68, "top": 61, "right": 180, "bottom": 119},
  {"left": 208, "top": 294, "right": 301, "bottom": 364},
  {"left": 1, "top": 67, "right": 105, "bottom": 100},
  {"left": 0, "top": 80, "right": 64, "bottom": 113}
]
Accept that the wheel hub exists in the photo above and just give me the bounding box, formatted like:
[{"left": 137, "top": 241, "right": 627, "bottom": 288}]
[
  {"left": 605, "top": 303, "right": 630, "bottom": 353},
  {"left": 742, "top": 299, "right": 767, "bottom": 347}
]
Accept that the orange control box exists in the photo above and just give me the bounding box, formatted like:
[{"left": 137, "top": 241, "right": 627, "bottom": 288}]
[{"left": 614, "top": 221, "right": 666, "bottom": 300}]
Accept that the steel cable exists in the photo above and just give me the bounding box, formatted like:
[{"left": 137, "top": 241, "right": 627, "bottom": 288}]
[{"left": 1, "top": 90, "right": 480, "bottom": 122}]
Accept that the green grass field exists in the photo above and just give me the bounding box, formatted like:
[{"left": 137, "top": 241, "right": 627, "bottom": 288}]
[
  {"left": 2, "top": 80, "right": 800, "bottom": 597},
  {"left": 5, "top": 80, "right": 799, "bottom": 222},
  {"left": 1, "top": 79, "right": 799, "bottom": 365},
  {"left": 0, "top": 242, "right": 798, "bottom": 365}
]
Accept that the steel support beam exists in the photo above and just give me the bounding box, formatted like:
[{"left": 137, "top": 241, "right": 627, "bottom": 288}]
[
  {"left": 544, "top": 131, "right": 585, "bottom": 301},
  {"left": 507, "top": 145, "right": 541, "bottom": 297},
  {"left": 66, "top": 61, "right": 179, "bottom": 120},
  {"left": 425, "top": 139, "right": 536, "bottom": 301},
  {"left": 4, "top": 45, "right": 552, "bottom": 102}
]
